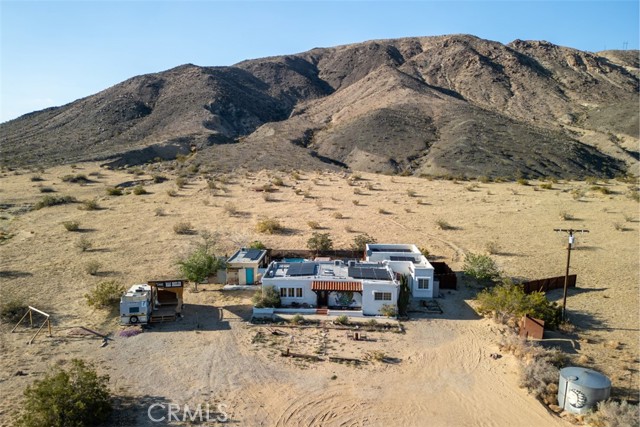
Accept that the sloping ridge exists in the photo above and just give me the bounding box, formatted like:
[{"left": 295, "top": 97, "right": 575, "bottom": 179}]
[{"left": 1, "top": 34, "right": 637, "bottom": 178}]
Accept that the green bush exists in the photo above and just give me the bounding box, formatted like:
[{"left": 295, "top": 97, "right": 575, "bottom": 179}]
[
  {"left": 335, "top": 315, "right": 349, "bottom": 325},
  {"left": 290, "top": 314, "right": 305, "bottom": 325},
  {"left": 62, "top": 220, "right": 80, "bottom": 231},
  {"left": 248, "top": 240, "right": 267, "bottom": 250},
  {"left": 476, "top": 280, "right": 561, "bottom": 328},
  {"left": 177, "top": 247, "right": 225, "bottom": 290},
  {"left": 105, "top": 186, "right": 123, "bottom": 196},
  {"left": 307, "top": 232, "right": 333, "bottom": 252},
  {"left": 79, "top": 199, "right": 100, "bottom": 210},
  {"left": 84, "top": 281, "right": 124, "bottom": 309},
  {"left": 16, "top": 359, "right": 111, "bottom": 427},
  {"left": 463, "top": 252, "right": 501, "bottom": 283},
  {"left": 34, "top": 195, "right": 76, "bottom": 209},
  {"left": 61, "top": 174, "right": 90, "bottom": 184},
  {"left": 1, "top": 299, "right": 28, "bottom": 323},
  {"left": 380, "top": 304, "right": 397, "bottom": 317},
  {"left": 256, "top": 218, "right": 283, "bottom": 234},
  {"left": 351, "top": 233, "right": 376, "bottom": 251},
  {"left": 252, "top": 286, "right": 281, "bottom": 308},
  {"left": 132, "top": 185, "right": 147, "bottom": 195}
]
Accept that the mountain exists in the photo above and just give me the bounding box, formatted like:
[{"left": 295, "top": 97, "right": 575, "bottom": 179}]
[{"left": 1, "top": 34, "right": 638, "bottom": 178}]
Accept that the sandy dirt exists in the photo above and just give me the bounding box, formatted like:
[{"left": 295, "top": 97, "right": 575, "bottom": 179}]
[{"left": 0, "top": 163, "right": 638, "bottom": 426}]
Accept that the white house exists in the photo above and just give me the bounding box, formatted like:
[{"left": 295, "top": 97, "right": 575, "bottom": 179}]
[
  {"left": 261, "top": 260, "right": 399, "bottom": 316},
  {"left": 365, "top": 243, "right": 438, "bottom": 299},
  {"left": 226, "top": 248, "right": 268, "bottom": 285}
]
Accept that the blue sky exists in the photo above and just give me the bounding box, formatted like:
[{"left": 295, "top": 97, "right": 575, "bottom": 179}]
[{"left": 1, "top": 0, "right": 638, "bottom": 123}]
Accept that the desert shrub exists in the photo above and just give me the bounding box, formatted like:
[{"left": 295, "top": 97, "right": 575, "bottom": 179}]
[
  {"left": 75, "top": 237, "right": 92, "bottom": 252},
  {"left": 223, "top": 202, "right": 238, "bottom": 216},
  {"left": 591, "top": 185, "right": 611, "bottom": 195},
  {"left": 154, "top": 207, "right": 165, "bottom": 216},
  {"left": 62, "top": 220, "right": 80, "bottom": 231},
  {"left": 585, "top": 176, "right": 599, "bottom": 185},
  {"left": 34, "top": 195, "right": 76, "bottom": 209},
  {"left": 85, "top": 281, "right": 124, "bottom": 308},
  {"left": 290, "top": 171, "right": 301, "bottom": 181},
  {"left": 463, "top": 252, "right": 501, "bottom": 283},
  {"left": 558, "top": 320, "right": 576, "bottom": 334},
  {"left": 435, "top": 218, "right": 453, "bottom": 230},
  {"left": 351, "top": 233, "right": 376, "bottom": 251},
  {"left": 16, "top": 359, "right": 111, "bottom": 427},
  {"left": 252, "top": 286, "right": 280, "bottom": 308},
  {"left": 307, "top": 221, "right": 321, "bottom": 230},
  {"left": 365, "top": 350, "right": 387, "bottom": 362},
  {"left": 30, "top": 175, "right": 44, "bottom": 182},
  {"left": 173, "top": 221, "right": 194, "bottom": 234},
  {"left": 585, "top": 400, "right": 640, "bottom": 427},
  {"left": 476, "top": 280, "right": 561, "bottom": 327},
  {"left": 352, "top": 199, "right": 360, "bottom": 206},
  {"left": 85, "top": 260, "right": 101, "bottom": 276},
  {"left": 61, "top": 174, "right": 90, "bottom": 184},
  {"left": 559, "top": 210, "right": 573, "bottom": 221},
  {"left": 132, "top": 185, "right": 147, "bottom": 195},
  {"left": 334, "top": 315, "right": 349, "bottom": 325},
  {"left": 419, "top": 247, "right": 430, "bottom": 258},
  {"left": 627, "top": 189, "right": 640, "bottom": 202},
  {"left": 256, "top": 218, "right": 283, "bottom": 234},
  {"left": 539, "top": 182, "right": 553, "bottom": 190},
  {"left": 516, "top": 178, "right": 529, "bottom": 186},
  {"left": 613, "top": 222, "right": 624, "bottom": 231},
  {"left": 152, "top": 174, "right": 166, "bottom": 183},
  {"left": 105, "top": 186, "right": 123, "bottom": 196},
  {"left": 79, "top": 199, "right": 100, "bottom": 210},
  {"left": 1, "top": 299, "right": 28, "bottom": 323},
  {"left": 353, "top": 187, "right": 363, "bottom": 195},
  {"left": 38, "top": 186, "right": 55, "bottom": 193},
  {"left": 406, "top": 189, "right": 416, "bottom": 197},
  {"left": 307, "top": 232, "right": 333, "bottom": 252},
  {"left": 378, "top": 208, "right": 390, "bottom": 215},
  {"left": 248, "top": 240, "right": 267, "bottom": 250},
  {"left": 166, "top": 188, "right": 178, "bottom": 197},
  {"left": 177, "top": 247, "right": 225, "bottom": 290},
  {"left": 290, "top": 314, "right": 305, "bottom": 325},
  {"left": 332, "top": 212, "right": 344, "bottom": 219},
  {"left": 478, "top": 176, "right": 491, "bottom": 183},
  {"left": 380, "top": 304, "right": 397, "bottom": 317},
  {"left": 272, "top": 177, "right": 284, "bottom": 186},
  {"left": 175, "top": 177, "right": 187, "bottom": 188},
  {"left": 262, "top": 192, "right": 274, "bottom": 202},
  {"left": 344, "top": 225, "right": 354, "bottom": 233},
  {"left": 485, "top": 240, "right": 500, "bottom": 255}
]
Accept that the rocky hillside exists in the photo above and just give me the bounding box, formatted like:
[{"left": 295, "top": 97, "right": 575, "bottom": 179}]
[{"left": 1, "top": 35, "right": 638, "bottom": 178}]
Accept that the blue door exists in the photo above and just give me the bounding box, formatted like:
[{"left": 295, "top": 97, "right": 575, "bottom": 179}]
[{"left": 246, "top": 268, "right": 255, "bottom": 285}]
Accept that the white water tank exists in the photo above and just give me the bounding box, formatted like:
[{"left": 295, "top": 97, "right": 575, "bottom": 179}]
[{"left": 558, "top": 367, "right": 611, "bottom": 414}]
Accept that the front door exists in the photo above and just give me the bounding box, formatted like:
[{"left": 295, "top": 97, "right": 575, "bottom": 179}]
[
  {"left": 317, "top": 290, "right": 328, "bottom": 307},
  {"left": 246, "top": 268, "right": 254, "bottom": 285}
]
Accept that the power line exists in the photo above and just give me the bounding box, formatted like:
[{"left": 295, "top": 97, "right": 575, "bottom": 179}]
[{"left": 553, "top": 228, "right": 589, "bottom": 321}]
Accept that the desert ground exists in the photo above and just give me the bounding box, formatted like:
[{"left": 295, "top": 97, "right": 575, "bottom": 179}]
[{"left": 0, "top": 163, "right": 638, "bottom": 426}]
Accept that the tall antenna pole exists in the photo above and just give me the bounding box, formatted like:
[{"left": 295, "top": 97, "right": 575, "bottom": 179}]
[{"left": 554, "top": 228, "right": 589, "bottom": 320}]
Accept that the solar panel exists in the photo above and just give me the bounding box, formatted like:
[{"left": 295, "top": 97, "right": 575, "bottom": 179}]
[
  {"left": 287, "top": 262, "right": 317, "bottom": 276},
  {"left": 245, "top": 249, "right": 263, "bottom": 261},
  {"left": 348, "top": 266, "right": 392, "bottom": 281},
  {"left": 390, "top": 256, "right": 416, "bottom": 262},
  {"left": 369, "top": 247, "right": 413, "bottom": 253}
]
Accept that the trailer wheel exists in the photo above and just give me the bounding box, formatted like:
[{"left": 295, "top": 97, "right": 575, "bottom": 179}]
[{"left": 129, "top": 316, "right": 139, "bottom": 324}]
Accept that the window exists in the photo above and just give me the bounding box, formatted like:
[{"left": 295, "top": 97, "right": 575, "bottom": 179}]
[
  {"left": 288, "top": 288, "right": 295, "bottom": 297},
  {"left": 280, "top": 288, "right": 287, "bottom": 297},
  {"left": 418, "top": 278, "right": 430, "bottom": 290},
  {"left": 296, "top": 288, "right": 303, "bottom": 298},
  {"left": 374, "top": 292, "right": 392, "bottom": 301},
  {"left": 129, "top": 307, "right": 140, "bottom": 313}
]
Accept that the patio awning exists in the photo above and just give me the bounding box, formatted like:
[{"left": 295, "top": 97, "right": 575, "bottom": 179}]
[{"left": 311, "top": 281, "right": 363, "bottom": 292}]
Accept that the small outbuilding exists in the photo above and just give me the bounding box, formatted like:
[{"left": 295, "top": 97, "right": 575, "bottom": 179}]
[{"left": 226, "top": 248, "right": 268, "bottom": 285}]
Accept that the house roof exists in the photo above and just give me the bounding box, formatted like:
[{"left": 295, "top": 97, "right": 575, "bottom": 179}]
[
  {"left": 311, "top": 281, "right": 363, "bottom": 292},
  {"left": 228, "top": 248, "right": 267, "bottom": 264}
]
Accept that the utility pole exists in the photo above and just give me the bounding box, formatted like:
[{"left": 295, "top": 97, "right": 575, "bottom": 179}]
[{"left": 554, "top": 228, "right": 589, "bottom": 320}]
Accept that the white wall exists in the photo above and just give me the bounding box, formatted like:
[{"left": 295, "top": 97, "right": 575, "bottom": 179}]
[
  {"left": 329, "top": 291, "right": 362, "bottom": 308},
  {"left": 411, "top": 267, "right": 437, "bottom": 298},
  {"left": 262, "top": 279, "right": 316, "bottom": 306},
  {"left": 361, "top": 282, "right": 398, "bottom": 316}
]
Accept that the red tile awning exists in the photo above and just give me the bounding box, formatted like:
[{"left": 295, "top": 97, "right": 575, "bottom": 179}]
[{"left": 311, "top": 281, "right": 362, "bottom": 292}]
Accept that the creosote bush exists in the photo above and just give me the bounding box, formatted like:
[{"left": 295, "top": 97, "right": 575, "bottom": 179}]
[
  {"left": 16, "top": 359, "right": 112, "bottom": 427},
  {"left": 307, "top": 221, "right": 321, "bottom": 230},
  {"left": 84, "top": 281, "right": 124, "bottom": 308},
  {"left": 463, "top": 252, "right": 501, "bottom": 283},
  {"left": 380, "top": 304, "right": 397, "bottom": 317},
  {"left": 351, "top": 233, "right": 376, "bottom": 251},
  {"left": 252, "top": 286, "right": 281, "bottom": 308},
  {"left": 132, "top": 185, "right": 147, "bottom": 195},
  {"left": 256, "top": 218, "right": 283, "bottom": 234},
  {"left": 75, "top": 237, "right": 92, "bottom": 252},
  {"left": 435, "top": 218, "right": 453, "bottom": 230},
  {"left": 105, "top": 187, "right": 123, "bottom": 196},
  {"left": 62, "top": 220, "right": 80, "bottom": 231},
  {"left": 35, "top": 195, "right": 76, "bottom": 210},
  {"left": 334, "top": 315, "right": 349, "bottom": 325},
  {"left": 79, "top": 199, "right": 100, "bottom": 211},
  {"left": 290, "top": 314, "right": 305, "bottom": 325},
  {"left": 307, "top": 232, "right": 333, "bottom": 252},
  {"left": 173, "top": 221, "right": 194, "bottom": 235},
  {"left": 85, "top": 260, "right": 101, "bottom": 276}
]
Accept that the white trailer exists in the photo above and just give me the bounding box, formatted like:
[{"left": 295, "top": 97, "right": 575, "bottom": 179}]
[{"left": 120, "top": 284, "right": 153, "bottom": 325}]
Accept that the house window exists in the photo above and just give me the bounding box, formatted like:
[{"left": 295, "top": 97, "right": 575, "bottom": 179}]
[
  {"left": 280, "top": 288, "right": 287, "bottom": 297},
  {"left": 417, "top": 278, "right": 430, "bottom": 290},
  {"left": 296, "top": 288, "right": 302, "bottom": 298},
  {"left": 374, "top": 292, "right": 392, "bottom": 301},
  {"left": 288, "top": 288, "right": 295, "bottom": 297}
]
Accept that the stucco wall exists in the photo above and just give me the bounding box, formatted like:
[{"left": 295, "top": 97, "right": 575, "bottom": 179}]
[{"left": 361, "top": 282, "right": 398, "bottom": 315}]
